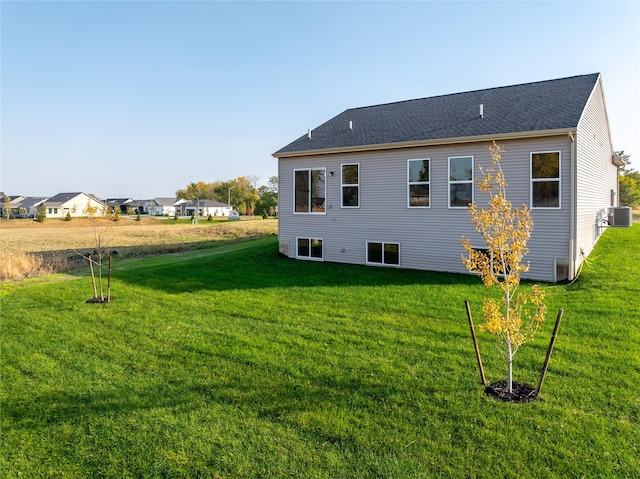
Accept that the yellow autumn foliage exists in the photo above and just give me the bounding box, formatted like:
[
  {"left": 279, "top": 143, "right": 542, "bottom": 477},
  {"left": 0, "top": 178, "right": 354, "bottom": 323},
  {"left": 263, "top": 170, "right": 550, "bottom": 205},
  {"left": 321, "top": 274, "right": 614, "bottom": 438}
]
[{"left": 462, "top": 142, "right": 547, "bottom": 374}]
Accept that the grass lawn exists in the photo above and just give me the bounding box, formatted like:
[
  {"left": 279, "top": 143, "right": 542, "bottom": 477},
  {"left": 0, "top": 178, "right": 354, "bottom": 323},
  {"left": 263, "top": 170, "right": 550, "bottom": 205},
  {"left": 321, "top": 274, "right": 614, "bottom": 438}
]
[{"left": 1, "top": 227, "right": 639, "bottom": 478}]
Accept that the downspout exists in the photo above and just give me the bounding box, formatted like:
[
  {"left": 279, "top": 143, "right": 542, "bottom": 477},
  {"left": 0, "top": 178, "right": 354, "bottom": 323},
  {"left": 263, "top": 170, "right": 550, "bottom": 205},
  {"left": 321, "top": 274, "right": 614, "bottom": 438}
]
[{"left": 568, "top": 131, "right": 578, "bottom": 280}]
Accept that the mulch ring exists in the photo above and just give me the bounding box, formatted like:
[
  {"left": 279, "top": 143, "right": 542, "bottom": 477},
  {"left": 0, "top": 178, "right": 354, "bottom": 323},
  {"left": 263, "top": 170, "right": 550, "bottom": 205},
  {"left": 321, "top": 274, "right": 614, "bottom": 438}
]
[
  {"left": 85, "top": 297, "right": 112, "bottom": 304},
  {"left": 485, "top": 380, "right": 538, "bottom": 403}
]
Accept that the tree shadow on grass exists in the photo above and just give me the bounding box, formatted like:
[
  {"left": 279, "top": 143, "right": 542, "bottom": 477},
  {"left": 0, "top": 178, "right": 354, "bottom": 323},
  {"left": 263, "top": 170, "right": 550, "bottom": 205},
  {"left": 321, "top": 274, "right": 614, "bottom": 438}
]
[{"left": 113, "top": 236, "right": 478, "bottom": 294}]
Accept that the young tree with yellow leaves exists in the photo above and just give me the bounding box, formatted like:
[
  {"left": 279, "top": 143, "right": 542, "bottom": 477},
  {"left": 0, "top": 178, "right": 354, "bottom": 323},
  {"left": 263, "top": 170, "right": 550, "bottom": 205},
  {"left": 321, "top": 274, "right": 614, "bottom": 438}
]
[{"left": 462, "top": 142, "right": 547, "bottom": 394}]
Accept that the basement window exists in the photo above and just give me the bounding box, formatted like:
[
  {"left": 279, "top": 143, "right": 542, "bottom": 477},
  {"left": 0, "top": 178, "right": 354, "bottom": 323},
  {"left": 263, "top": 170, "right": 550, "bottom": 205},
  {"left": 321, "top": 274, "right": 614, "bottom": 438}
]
[
  {"left": 297, "top": 238, "right": 323, "bottom": 260},
  {"left": 366, "top": 242, "right": 400, "bottom": 266}
]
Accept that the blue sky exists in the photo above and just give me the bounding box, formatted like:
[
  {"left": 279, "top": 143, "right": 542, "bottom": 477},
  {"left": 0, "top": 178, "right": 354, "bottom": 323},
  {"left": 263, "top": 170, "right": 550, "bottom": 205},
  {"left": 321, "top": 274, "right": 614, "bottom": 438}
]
[{"left": 2, "top": 1, "right": 639, "bottom": 199}]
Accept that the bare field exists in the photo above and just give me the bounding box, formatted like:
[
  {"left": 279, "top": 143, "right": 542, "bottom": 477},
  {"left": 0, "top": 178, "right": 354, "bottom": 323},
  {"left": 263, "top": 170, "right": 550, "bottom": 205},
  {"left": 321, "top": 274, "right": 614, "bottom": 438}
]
[{"left": 0, "top": 217, "right": 278, "bottom": 280}]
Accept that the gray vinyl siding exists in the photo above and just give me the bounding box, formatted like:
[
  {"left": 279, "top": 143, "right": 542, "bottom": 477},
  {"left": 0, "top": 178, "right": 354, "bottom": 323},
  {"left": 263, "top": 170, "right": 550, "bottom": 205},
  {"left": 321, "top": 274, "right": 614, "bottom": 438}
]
[
  {"left": 574, "top": 79, "right": 617, "bottom": 274},
  {"left": 279, "top": 137, "right": 574, "bottom": 282}
]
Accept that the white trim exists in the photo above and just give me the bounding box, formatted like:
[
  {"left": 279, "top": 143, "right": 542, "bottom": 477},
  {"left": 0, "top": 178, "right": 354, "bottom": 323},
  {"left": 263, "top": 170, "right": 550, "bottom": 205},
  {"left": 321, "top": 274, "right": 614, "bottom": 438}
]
[
  {"left": 530, "top": 150, "right": 562, "bottom": 209},
  {"left": 340, "top": 163, "right": 360, "bottom": 208},
  {"left": 407, "top": 158, "right": 431, "bottom": 208},
  {"left": 448, "top": 155, "right": 474, "bottom": 209},
  {"left": 292, "top": 168, "right": 327, "bottom": 215}
]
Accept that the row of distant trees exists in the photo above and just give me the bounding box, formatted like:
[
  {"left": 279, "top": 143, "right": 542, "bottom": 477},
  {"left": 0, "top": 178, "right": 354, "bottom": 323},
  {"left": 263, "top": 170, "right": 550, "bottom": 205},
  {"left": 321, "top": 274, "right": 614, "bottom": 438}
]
[
  {"left": 175, "top": 175, "right": 278, "bottom": 217},
  {"left": 617, "top": 151, "right": 640, "bottom": 208}
]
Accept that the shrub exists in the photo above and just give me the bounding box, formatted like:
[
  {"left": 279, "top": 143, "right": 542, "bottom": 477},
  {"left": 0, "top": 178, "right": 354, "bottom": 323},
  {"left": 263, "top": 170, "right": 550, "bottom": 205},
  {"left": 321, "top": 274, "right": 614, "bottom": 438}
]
[
  {"left": 36, "top": 206, "right": 46, "bottom": 222},
  {"left": 620, "top": 170, "right": 640, "bottom": 208}
]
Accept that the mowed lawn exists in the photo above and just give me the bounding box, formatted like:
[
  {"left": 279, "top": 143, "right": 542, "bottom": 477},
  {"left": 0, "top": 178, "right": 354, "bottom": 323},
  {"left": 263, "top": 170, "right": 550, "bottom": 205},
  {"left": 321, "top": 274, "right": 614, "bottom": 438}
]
[{"left": 1, "top": 227, "right": 639, "bottom": 478}]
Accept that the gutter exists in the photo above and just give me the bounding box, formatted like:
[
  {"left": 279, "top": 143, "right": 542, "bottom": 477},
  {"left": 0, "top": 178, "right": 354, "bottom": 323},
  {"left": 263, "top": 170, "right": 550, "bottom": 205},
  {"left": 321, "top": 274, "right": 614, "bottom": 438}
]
[{"left": 273, "top": 128, "right": 576, "bottom": 158}]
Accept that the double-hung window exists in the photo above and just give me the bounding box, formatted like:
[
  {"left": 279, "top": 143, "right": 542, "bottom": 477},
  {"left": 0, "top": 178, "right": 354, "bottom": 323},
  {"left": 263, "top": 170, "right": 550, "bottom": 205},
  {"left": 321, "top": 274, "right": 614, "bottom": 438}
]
[
  {"left": 366, "top": 241, "right": 400, "bottom": 266},
  {"left": 408, "top": 159, "right": 430, "bottom": 207},
  {"left": 294, "top": 168, "right": 326, "bottom": 213},
  {"left": 449, "top": 156, "right": 473, "bottom": 207},
  {"left": 531, "top": 151, "right": 560, "bottom": 208},
  {"left": 297, "top": 238, "right": 323, "bottom": 260},
  {"left": 341, "top": 164, "right": 359, "bottom": 208}
]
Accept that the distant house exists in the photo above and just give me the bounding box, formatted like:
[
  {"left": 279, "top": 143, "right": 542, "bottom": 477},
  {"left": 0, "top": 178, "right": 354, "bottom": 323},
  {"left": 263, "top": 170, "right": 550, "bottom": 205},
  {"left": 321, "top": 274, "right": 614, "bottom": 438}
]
[
  {"left": 127, "top": 200, "right": 153, "bottom": 215},
  {"left": 43, "top": 192, "right": 107, "bottom": 218},
  {"left": 273, "top": 73, "right": 623, "bottom": 282},
  {"left": 105, "top": 198, "right": 156, "bottom": 215},
  {"left": 182, "top": 200, "right": 232, "bottom": 217},
  {"left": 149, "top": 197, "right": 187, "bottom": 216},
  {"left": 0, "top": 195, "right": 48, "bottom": 218},
  {"left": 17, "top": 197, "right": 48, "bottom": 218},
  {"left": 1, "top": 195, "right": 25, "bottom": 217},
  {"left": 105, "top": 198, "right": 134, "bottom": 213}
]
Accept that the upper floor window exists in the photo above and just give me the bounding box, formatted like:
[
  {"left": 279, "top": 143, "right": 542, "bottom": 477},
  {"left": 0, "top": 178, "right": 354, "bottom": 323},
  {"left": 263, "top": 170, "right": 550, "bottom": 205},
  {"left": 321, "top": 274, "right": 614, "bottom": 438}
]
[
  {"left": 449, "top": 156, "right": 473, "bottom": 208},
  {"left": 341, "top": 163, "right": 359, "bottom": 208},
  {"left": 294, "top": 168, "right": 326, "bottom": 213},
  {"left": 408, "top": 159, "right": 430, "bottom": 207},
  {"left": 531, "top": 151, "right": 560, "bottom": 208}
]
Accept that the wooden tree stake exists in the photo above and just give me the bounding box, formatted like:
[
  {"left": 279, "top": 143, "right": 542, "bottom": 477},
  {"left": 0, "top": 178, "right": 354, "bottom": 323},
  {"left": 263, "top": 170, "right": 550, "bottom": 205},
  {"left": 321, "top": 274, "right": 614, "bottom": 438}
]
[
  {"left": 465, "top": 300, "right": 488, "bottom": 387},
  {"left": 88, "top": 254, "right": 97, "bottom": 299},
  {"left": 107, "top": 255, "right": 112, "bottom": 303},
  {"left": 536, "top": 308, "right": 564, "bottom": 396}
]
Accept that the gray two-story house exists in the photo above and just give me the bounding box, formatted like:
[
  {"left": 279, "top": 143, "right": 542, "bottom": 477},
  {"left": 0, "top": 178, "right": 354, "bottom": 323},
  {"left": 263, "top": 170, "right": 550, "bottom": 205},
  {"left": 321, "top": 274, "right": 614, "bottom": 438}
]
[{"left": 273, "top": 73, "right": 623, "bottom": 282}]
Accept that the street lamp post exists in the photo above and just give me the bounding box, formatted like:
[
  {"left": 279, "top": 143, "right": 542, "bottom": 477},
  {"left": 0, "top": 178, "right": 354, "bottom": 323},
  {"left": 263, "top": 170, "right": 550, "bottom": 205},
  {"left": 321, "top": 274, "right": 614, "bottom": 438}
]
[
  {"left": 228, "top": 185, "right": 237, "bottom": 214},
  {"left": 192, "top": 196, "right": 199, "bottom": 223}
]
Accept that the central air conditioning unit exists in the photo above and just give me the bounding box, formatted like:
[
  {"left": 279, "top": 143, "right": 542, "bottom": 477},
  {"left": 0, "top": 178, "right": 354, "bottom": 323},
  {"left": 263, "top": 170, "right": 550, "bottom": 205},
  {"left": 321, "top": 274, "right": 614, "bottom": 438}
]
[{"left": 608, "top": 206, "right": 633, "bottom": 227}]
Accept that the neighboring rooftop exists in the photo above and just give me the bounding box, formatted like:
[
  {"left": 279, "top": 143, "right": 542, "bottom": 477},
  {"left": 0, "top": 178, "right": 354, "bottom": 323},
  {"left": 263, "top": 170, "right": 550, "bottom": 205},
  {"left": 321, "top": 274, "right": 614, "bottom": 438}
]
[
  {"left": 45, "top": 192, "right": 103, "bottom": 205},
  {"left": 274, "top": 73, "right": 600, "bottom": 156}
]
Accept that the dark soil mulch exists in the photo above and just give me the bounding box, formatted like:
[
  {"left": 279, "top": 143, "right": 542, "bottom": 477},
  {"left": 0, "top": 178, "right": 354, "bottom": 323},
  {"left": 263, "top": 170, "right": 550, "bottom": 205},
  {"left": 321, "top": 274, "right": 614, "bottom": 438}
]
[
  {"left": 85, "top": 297, "right": 112, "bottom": 304},
  {"left": 485, "top": 380, "right": 538, "bottom": 403}
]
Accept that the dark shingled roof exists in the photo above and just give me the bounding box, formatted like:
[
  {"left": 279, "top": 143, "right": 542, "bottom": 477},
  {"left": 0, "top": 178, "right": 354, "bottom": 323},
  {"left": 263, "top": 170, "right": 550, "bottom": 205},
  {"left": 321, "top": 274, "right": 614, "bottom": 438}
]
[{"left": 274, "top": 73, "right": 600, "bottom": 156}]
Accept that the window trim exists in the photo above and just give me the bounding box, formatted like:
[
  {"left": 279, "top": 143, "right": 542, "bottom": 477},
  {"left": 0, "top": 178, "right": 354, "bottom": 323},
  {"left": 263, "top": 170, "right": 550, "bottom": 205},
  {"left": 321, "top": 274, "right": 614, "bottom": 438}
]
[
  {"left": 366, "top": 241, "right": 400, "bottom": 267},
  {"left": 341, "top": 163, "right": 360, "bottom": 208},
  {"left": 407, "top": 158, "right": 431, "bottom": 208},
  {"left": 448, "top": 155, "right": 474, "bottom": 209},
  {"left": 296, "top": 237, "right": 324, "bottom": 261},
  {"left": 293, "top": 168, "right": 326, "bottom": 215},
  {"left": 530, "top": 151, "right": 561, "bottom": 209}
]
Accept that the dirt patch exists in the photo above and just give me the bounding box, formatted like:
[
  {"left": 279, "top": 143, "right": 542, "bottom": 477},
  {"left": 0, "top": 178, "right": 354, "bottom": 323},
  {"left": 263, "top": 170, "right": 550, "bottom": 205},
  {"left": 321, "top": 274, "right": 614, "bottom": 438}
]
[{"left": 85, "top": 297, "right": 112, "bottom": 304}]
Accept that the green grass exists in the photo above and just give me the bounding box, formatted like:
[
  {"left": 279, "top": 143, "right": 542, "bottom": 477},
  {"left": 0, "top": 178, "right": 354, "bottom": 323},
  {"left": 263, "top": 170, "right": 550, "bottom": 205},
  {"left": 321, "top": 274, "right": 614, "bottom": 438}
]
[{"left": 1, "top": 229, "right": 639, "bottom": 478}]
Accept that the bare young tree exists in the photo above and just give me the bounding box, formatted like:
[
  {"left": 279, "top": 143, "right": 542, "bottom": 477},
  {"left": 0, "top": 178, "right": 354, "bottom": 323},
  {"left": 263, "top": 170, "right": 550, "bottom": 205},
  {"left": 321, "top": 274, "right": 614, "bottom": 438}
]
[{"left": 79, "top": 203, "right": 115, "bottom": 303}]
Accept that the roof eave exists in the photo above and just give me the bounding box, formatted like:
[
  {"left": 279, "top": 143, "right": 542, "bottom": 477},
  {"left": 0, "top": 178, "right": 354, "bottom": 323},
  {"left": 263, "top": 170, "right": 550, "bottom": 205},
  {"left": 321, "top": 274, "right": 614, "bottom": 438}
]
[{"left": 273, "top": 128, "right": 576, "bottom": 158}]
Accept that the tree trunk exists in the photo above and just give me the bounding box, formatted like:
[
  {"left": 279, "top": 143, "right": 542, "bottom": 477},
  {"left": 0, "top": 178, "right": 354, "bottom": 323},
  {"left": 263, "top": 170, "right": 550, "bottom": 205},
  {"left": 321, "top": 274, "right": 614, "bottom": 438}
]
[
  {"left": 507, "top": 342, "right": 514, "bottom": 393},
  {"left": 107, "top": 255, "right": 112, "bottom": 303},
  {"left": 505, "top": 291, "right": 513, "bottom": 393}
]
